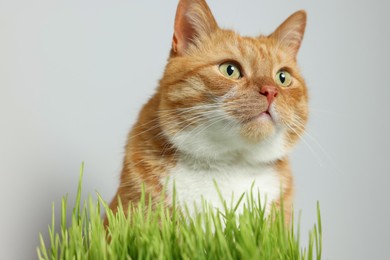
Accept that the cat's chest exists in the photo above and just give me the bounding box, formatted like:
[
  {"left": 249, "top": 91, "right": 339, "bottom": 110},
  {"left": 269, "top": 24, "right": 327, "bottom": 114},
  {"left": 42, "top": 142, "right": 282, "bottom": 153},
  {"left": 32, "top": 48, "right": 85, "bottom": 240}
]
[{"left": 163, "top": 160, "right": 281, "bottom": 216}]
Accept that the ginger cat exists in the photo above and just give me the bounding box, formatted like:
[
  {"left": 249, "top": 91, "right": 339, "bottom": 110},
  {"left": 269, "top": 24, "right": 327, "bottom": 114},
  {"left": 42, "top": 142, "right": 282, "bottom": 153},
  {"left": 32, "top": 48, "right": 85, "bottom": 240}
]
[{"left": 107, "top": 0, "right": 308, "bottom": 224}]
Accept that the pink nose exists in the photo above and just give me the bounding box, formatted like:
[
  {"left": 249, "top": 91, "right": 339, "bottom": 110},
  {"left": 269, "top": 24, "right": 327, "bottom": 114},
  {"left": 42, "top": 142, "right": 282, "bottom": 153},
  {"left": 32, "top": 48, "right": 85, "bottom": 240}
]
[{"left": 260, "top": 85, "right": 278, "bottom": 104}]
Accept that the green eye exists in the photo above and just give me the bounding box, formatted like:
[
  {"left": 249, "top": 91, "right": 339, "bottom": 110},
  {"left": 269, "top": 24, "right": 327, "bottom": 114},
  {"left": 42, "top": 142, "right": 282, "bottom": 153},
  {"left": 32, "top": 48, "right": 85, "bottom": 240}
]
[
  {"left": 275, "top": 70, "right": 292, "bottom": 87},
  {"left": 219, "top": 63, "right": 241, "bottom": 79}
]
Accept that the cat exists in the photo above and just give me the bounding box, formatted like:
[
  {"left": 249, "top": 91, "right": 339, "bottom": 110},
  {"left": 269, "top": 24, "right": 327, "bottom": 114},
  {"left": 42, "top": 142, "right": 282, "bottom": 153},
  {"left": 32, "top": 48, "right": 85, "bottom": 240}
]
[{"left": 106, "top": 0, "right": 308, "bottom": 224}]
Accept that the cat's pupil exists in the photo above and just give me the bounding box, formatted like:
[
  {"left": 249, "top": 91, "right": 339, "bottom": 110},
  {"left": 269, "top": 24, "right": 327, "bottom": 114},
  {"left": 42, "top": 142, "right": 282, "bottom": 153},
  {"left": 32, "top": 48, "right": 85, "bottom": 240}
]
[
  {"left": 279, "top": 73, "right": 286, "bottom": 83},
  {"left": 227, "top": 65, "right": 235, "bottom": 76}
]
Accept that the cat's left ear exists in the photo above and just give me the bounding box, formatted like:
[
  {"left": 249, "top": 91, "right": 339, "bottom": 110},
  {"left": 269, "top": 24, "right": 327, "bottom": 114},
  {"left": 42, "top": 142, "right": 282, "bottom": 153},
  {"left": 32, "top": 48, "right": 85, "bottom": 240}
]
[{"left": 270, "top": 10, "right": 307, "bottom": 56}]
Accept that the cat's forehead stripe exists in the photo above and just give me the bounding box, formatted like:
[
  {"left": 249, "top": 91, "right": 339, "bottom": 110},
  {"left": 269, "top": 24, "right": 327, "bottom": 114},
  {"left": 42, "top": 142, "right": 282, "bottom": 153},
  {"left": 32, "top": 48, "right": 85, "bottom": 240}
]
[{"left": 232, "top": 37, "right": 276, "bottom": 77}]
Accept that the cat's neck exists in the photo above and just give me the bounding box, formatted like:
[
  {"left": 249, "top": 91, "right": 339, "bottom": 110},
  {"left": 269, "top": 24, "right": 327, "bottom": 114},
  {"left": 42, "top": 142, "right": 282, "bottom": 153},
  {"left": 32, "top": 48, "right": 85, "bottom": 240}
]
[
  {"left": 176, "top": 149, "right": 283, "bottom": 170},
  {"left": 167, "top": 123, "right": 289, "bottom": 166}
]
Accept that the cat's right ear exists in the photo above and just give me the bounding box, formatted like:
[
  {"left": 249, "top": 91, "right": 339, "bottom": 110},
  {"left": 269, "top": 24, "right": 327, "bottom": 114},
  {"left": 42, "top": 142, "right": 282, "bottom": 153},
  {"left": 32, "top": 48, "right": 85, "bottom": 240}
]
[{"left": 172, "top": 0, "right": 218, "bottom": 55}]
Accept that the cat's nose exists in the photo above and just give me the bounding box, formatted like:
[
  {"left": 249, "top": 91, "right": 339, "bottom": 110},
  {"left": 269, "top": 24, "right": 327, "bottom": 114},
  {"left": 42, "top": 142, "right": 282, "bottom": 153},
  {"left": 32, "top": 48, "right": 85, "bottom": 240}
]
[{"left": 260, "top": 85, "right": 278, "bottom": 104}]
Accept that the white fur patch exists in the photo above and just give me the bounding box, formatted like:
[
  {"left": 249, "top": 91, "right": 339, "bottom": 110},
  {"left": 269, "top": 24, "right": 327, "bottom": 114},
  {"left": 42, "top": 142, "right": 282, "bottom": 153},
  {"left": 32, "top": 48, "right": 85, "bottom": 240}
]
[
  {"left": 164, "top": 95, "right": 288, "bottom": 217},
  {"left": 163, "top": 160, "right": 280, "bottom": 217},
  {"left": 169, "top": 116, "right": 288, "bottom": 164}
]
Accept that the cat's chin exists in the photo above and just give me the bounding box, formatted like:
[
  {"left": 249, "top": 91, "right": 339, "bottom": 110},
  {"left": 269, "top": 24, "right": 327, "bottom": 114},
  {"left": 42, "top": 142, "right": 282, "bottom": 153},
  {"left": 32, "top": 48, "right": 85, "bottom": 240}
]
[
  {"left": 253, "top": 111, "right": 274, "bottom": 122},
  {"left": 239, "top": 116, "right": 277, "bottom": 144}
]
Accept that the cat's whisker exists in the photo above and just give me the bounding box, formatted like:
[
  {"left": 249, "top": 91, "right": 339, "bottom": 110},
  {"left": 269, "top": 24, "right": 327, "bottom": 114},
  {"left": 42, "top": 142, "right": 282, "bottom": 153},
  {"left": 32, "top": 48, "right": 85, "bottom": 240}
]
[
  {"left": 287, "top": 117, "right": 337, "bottom": 171},
  {"left": 289, "top": 117, "right": 345, "bottom": 175},
  {"left": 158, "top": 109, "right": 229, "bottom": 159},
  {"left": 127, "top": 104, "right": 222, "bottom": 141},
  {"left": 168, "top": 113, "right": 232, "bottom": 160},
  {"left": 160, "top": 114, "right": 213, "bottom": 156},
  {"left": 284, "top": 121, "right": 324, "bottom": 167},
  {"left": 172, "top": 113, "right": 226, "bottom": 141}
]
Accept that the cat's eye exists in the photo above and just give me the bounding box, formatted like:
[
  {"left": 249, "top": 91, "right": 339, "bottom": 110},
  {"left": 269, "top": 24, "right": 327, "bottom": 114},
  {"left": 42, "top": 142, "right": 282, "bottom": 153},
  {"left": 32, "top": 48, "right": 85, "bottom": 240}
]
[
  {"left": 275, "top": 70, "right": 292, "bottom": 87},
  {"left": 219, "top": 63, "right": 241, "bottom": 80}
]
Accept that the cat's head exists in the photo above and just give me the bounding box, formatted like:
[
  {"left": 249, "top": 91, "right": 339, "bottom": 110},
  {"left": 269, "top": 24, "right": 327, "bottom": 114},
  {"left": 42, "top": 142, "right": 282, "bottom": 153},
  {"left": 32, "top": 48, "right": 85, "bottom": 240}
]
[{"left": 158, "top": 0, "right": 308, "bottom": 163}]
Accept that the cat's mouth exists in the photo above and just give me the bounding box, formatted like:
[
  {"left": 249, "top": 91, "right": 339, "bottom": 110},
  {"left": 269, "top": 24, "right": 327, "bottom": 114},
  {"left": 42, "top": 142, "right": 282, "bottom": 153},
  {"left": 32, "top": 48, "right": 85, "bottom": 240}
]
[
  {"left": 243, "top": 109, "right": 274, "bottom": 124},
  {"left": 261, "top": 111, "right": 272, "bottom": 118},
  {"left": 258, "top": 110, "right": 274, "bottom": 121}
]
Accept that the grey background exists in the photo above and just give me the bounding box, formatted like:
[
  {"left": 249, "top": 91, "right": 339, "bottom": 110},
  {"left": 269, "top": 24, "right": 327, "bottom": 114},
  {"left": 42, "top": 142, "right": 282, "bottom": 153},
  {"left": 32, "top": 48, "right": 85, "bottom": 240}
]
[{"left": 1, "top": 0, "right": 389, "bottom": 259}]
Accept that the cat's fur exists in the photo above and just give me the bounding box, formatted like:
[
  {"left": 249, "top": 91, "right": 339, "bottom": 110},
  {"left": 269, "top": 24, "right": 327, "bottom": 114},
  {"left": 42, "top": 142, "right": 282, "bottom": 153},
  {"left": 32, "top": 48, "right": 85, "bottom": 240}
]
[{"left": 107, "top": 0, "right": 308, "bottom": 224}]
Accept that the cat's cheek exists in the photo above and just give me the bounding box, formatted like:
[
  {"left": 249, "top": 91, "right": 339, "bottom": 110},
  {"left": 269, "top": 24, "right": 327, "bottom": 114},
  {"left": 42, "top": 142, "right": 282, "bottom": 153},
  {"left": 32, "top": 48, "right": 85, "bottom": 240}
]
[{"left": 272, "top": 100, "right": 308, "bottom": 148}]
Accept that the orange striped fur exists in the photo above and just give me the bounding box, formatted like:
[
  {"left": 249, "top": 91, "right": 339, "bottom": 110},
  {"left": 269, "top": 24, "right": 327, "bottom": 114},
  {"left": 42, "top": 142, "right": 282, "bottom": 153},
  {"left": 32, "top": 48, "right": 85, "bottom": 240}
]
[{"left": 107, "top": 0, "right": 308, "bottom": 225}]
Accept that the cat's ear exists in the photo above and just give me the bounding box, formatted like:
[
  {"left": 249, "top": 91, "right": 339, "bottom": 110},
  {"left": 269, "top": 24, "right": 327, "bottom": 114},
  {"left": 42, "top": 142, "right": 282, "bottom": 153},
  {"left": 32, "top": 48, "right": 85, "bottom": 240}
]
[
  {"left": 270, "top": 10, "right": 307, "bottom": 56},
  {"left": 172, "top": 0, "right": 218, "bottom": 55}
]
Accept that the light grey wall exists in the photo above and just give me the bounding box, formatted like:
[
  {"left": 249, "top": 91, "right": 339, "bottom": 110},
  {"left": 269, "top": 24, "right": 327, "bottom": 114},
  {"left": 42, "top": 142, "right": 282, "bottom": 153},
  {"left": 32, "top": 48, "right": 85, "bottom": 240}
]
[{"left": 1, "top": 0, "right": 389, "bottom": 259}]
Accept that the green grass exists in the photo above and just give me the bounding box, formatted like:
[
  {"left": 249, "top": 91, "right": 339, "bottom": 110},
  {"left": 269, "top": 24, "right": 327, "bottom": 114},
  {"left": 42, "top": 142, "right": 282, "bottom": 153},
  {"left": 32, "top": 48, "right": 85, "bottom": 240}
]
[{"left": 37, "top": 164, "right": 322, "bottom": 260}]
